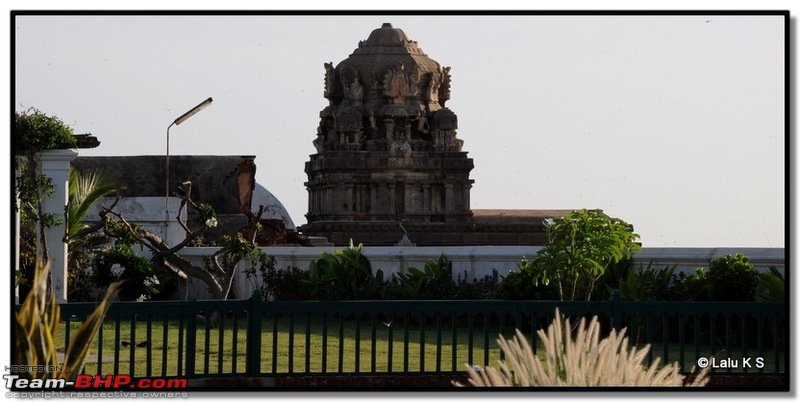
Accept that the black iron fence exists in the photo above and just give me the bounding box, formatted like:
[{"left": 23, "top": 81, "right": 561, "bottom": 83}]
[{"left": 44, "top": 291, "right": 785, "bottom": 379}]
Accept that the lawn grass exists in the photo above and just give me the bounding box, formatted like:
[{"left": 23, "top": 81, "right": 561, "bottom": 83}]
[{"left": 55, "top": 314, "right": 784, "bottom": 378}]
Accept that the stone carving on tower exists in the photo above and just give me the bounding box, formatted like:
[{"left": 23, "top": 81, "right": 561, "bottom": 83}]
[{"left": 302, "top": 23, "right": 474, "bottom": 245}]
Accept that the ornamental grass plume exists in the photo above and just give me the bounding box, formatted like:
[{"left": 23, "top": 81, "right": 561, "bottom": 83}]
[
  {"left": 15, "top": 261, "right": 121, "bottom": 381},
  {"left": 455, "top": 309, "right": 708, "bottom": 387}
]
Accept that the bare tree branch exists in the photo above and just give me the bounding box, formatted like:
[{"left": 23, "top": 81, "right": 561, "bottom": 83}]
[{"left": 94, "top": 180, "right": 264, "bottom": 301}]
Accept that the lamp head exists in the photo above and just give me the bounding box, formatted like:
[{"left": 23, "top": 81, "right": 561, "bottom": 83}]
[{"left": 174, "top": 97, "right": 213, "bottom": 125}]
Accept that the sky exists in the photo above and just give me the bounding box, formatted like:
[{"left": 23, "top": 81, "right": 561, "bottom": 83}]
[{"left": 10, "top": 10, "right": 788, "bottom": 248}]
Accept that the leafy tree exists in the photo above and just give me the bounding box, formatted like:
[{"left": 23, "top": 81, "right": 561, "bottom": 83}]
[
  {"left": 531, "top": 209, "right": 640, "bottom": 301},
  {"left": 15, "top": 108, "right": 78, "bottom": 298}
]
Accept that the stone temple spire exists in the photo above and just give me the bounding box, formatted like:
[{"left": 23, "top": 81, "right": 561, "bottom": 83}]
[{"left": 302, "top": 23, "right": 474, "bottom": 245}]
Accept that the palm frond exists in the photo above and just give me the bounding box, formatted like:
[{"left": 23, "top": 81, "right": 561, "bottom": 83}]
[{"left": 68, "top": 167, "right": 125, "bottom": 238}]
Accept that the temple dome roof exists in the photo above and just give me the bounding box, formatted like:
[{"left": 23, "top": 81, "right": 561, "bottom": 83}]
[
  {"left": 334, "top": 23, "right": 443, "bottom": 84},
  {"left": 353, "top": 23, "right": 423, "bottom": 55}
]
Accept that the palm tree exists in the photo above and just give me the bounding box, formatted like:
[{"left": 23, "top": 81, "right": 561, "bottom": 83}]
[{"left": 65, "top": 167, "right": 125, "bottom": 301}]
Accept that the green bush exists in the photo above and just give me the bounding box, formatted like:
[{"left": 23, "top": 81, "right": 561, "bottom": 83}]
[
  {"left": 675, "top": 253, "right": 760, "bottom": 302},
  {"left": 493, "top": 258, "right": 560, "bottom": 300},
  {"left": 454, "top": 269, "right": 500, "bottom": 300},
  {"left": 388, "top": 254, "right": 455, "bottom": 300},
  {"left": 707, "top": 253, "right": 759, "bottom": 301},
  {"left": 675, "top": 268, "right": 712, "bottom": 301},
  {"left": 302, "top": 240, "right": 382, "bottom": 300},
  {"left": 619, "top": 261, "right": 678, "bottom": 301},
  {"left": 532, "top": 209, "right": 640, "bottom": 301},
  {"left": 90, "top": 245, "right": 175, "bottom": 301},
  {"left": 243, "top": 253, "right": 316, "bottom": 301},
  {"left": 756, "top": 266, "right": 784, "bottom": 303}
]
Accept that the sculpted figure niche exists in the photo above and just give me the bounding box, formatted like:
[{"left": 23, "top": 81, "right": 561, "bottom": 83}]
[{"left": 384, "top": 63, "right": 419, "bottom": 105}]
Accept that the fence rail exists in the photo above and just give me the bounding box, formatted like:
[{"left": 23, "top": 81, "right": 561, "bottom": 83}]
[{"left": 41, "top": 292, "right": 785, "bottom": 379}]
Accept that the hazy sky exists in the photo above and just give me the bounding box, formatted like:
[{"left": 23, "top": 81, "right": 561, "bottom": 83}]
[{"left": 11, "top": 12, "right": 787, "bottom": 248}]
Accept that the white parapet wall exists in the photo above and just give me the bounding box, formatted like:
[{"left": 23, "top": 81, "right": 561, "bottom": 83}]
[{"left": 177, "top": 246, "right": 785, "bottom": 300}]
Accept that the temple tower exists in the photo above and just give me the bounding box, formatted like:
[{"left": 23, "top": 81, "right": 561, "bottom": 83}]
[{"left": 301, "top": 23, "right": 475, "bottom": 245}]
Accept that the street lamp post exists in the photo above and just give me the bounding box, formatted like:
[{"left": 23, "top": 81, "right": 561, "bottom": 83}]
[{"left": 165, "top": 97, "right": 213, "bottom": 235}]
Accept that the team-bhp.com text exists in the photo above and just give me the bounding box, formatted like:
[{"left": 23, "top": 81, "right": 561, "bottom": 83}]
[{"left": 4, "top": 374, "right": 188, "bottom": 398}]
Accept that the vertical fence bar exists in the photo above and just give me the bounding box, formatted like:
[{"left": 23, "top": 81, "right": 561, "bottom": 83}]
[
  {"left": 246, "top": 290, "right": 262, "bottom": 377},
  {"left": 338, "top": 314, "right": 344, "bottom": 373},
  {"left": 185, "top": 300, "right": 197, "bottom": 377},
  {"left": 757, "top": 313, "right": 764, "bottom": 373},
  {"left": 322, "top": 312, "right": 328, "bottom": 374},
  {"left": 467, "top": 312, "right": 474, "bottom": 367},
  {"left": 387, "top": 314, "right": 394, "bottom": 373},
  {"left": 203, "top": 313, "right": 211, "bottom": 374},
  {"left": 370, "top": 314, "right": 377, "bottom": 373},
  {"left": 435, "top": 312, "right": 442, "bottom": 372},
  {"left": 217, "top": 312, "right": 225, "bottom": 374},
  {"left": 96, "top": 319, "right": 103, "bottom": 375},
  {"left": 232, "top": 312, "right": 239, "bottom": 374},
  {"left": 611, "top": 290, "right": 622, "bottom": 332},
  {"left": 161, "top": 314, "right": 169, "bottom": 376},
  {"left": 498, "top": 311, "right": 505, "bottom": 361},
  {"left": 288, "top": 312, "right": 295, "bottom": 374},
  {"left": 129, "top": 316, "right": 136, "bottom": 376},
  {"left": 530, "top": 313, "right": 537, "bottom": 354},
  {"left": 419, "top": 311, "right": 425, "bottom": 372},
  {"left": 64, "top": 318, "right": 72, "bottom": 358},
  {"left": 272, "top": 312, "right": 279, "bottom": 374},
  {"left": 355, "top": 315, "right": 361, "bottom": 373},
  {"left": 646, "top": 312, "right": 653, "bottom": 366},
  {"left": 725, "top": 313, "right": 732, "bottom": 373},
  {"left": 146, "top": 314, "right": 153, "bottom": 377},
  {"left": 451, "top": 312, "right": 457, "bottom": 372},
  {"left": 403, "top": 312, "right": 410, "bottom": 373},
  {"left": 741, "top": 313, "right": 748, "bottom": 374},
  {"left": 177, "top": 314, "right": 185, "bottom": 376},
  {"left": 693, "top": 315, "right": 700, "bottom": 369},
  {"left": 305, "top": 311, "right": 312, "bottom": 373},
  {"left": 482, "top": 312, "right": 490, "bottom": 367},
  {"left": 709, "top": 314, "right": 716, "bottom": 373},
  {"left": 773, "top": 314, "right": 780, "bottom": 372},
  {"left": 678, "top": 312, "right": 685, "bottom": 372},
  {"left": 662, "top": 313, "right": 669, "bottom": 365}
]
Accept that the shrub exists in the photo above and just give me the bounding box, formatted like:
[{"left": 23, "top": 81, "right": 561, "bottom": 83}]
[
  {"left": 242, "top": 253, "right": 315, "bottom": 301},
  {"left": 756, "top": 266, "right": 785, "bottom": 303},
  {"left": 674, "top": 268, "right": 712, "bottom": 301},
  {"left": 302, "top": 240, "right": 382, "bottom": 300},
  {"left": 90, "top": 245, "right": 175, "bottom": 301},
  {"left": 493, "top": 258, "right": 560, "bottom": 300},
  {"left": 454, "top": 269, "right": 500, "bottom": 300},
  {"left": 619, "top": 261, "right": 678, "bottom": 301},
  {"left": 388, "top": 254, "right": 455, "bottom": 299},
  {"left": 455, "top": 308, "right": 708, "bottom": 387},
  {"left": 707, "top": 253, "right": 759, "bottom": 301},
  {"left": 532, "top": 209, "right": 640, "bottom": 301}
]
